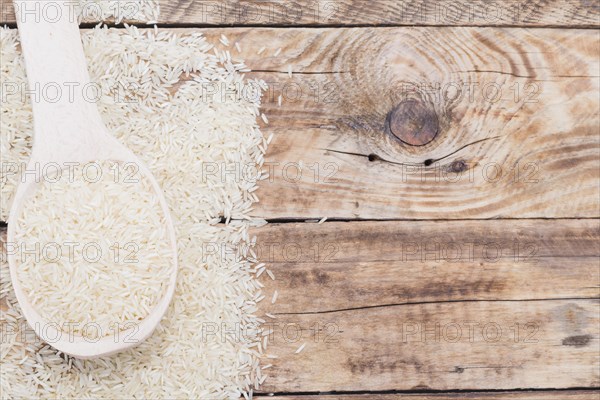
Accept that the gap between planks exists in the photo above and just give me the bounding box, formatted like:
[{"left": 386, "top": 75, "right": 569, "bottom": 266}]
[
  {"left": 2, "top": 0, "right": 599, "bottom": 28},
  {"left": 257, "top": 389, "right": 600, "bottom": 399}
]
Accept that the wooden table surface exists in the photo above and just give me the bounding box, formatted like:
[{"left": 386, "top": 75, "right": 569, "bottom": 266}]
[{"left": 1, "top": 1, "right": 599, "bottom": 398}]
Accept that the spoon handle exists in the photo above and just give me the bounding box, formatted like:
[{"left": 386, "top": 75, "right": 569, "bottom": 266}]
[{"left": 14, "top": 0, "right": 106, "bottom": 161}]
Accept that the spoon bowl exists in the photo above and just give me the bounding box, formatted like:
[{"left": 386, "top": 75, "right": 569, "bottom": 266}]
[{"left": 8, "top": 0, "right": 178, "bottom": 359}]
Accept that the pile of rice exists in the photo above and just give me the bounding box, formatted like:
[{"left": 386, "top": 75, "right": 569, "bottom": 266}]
[
  {"left": 14, "top": 161, "right": 174, "bottom": 336},
  {"left": 0, "top": 13, "right": 271, "bottom": 400}
]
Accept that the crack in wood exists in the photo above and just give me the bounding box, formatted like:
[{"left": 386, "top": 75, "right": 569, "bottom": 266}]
[
  {"left": 254, "top": 387, "right": 600, "bottom": 397},
  {"left": 252, "top": 69, "right": 349, "bottom": 75},
  {"left": 323, "top": 148, "right": 422, "bottom": 166},
  {"left": 325, "top": 136, "right": 501, "bottom": 168},
  {"left": 2, "top": 217, "right": 598, "bottom": 227},
  {"left": 451, "top": 365, "right": 517, "bottom": 374},
  {"left": 459, "top": 69, "right": 600, "bottom": 79},
  {"left": 274, "top": 297, "right": 600, "bottom": 316},
  {"left": 426, "top": 136, "right": 502, "bottom": 165}
]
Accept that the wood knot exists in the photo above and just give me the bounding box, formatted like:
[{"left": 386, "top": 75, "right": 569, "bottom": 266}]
[
  {"left": 388, "top": 100, "right": 439, "bottom": 146},
  {"left": 453, "top": 366, "right": 465, "bottom": 374},
  {"left": 562, "top": 335, "right": 592, "bottom": 348},
  {"left": 448, "top": 159, "right": 468, "bottom": 173}
]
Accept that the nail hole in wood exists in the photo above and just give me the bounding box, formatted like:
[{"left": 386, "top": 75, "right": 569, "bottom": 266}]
[{"left": 387, "top": 99, "right": 439, "bottom": 146}]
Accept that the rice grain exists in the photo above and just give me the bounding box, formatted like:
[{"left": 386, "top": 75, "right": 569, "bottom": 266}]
[{"left": 0, "top": 21, "right": 272, "bottom": 399}]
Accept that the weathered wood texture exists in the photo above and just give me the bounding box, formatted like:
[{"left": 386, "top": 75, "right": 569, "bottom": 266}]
[
  {"left": 259, "top": 298, "right": 599, "bottom": 392},
  {"left": 265, "top": 392, "right": 600, "bottom": 399},
  {"left": 2, "top": 1, "right": 599, "bottom": 27},
  {"left": 254, "top": 220, "right": 600, "bottom": 392},
  {"left": 254, "top": 219, "right": 600, "bottom": 312},
  {"left": 2, "top": 219, "right": 598, "bottom": 392},
  {"left": 1, "top": 20, "right": 598, "bottom": 397},
  {"left": 1, "top": 27, "right": 598, "bottom": 220},
  {"left": 199, "top": 27, "right": 600, "bottom": 219}
]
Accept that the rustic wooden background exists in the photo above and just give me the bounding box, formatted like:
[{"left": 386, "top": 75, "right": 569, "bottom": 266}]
[{"left": 1, "top": 0, "right": 599, "bottom": 399}]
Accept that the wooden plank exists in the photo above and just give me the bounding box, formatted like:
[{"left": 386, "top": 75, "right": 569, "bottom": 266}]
[
  {"left": 196, "top": 27, "right": 600, "bottom": 220},
  {"left": 254, "top": 220, "right": 600, "bottom": 392},
  {"left": 1, "top": 26, "right": 598, "bottom": 394},
  {"left": 2, "top": 219, "right": 599, "bottom": 392},
  {"left": 1, "top": 27, "right": 598, "bottom": 220},
  {"left": 2, "top": 1, "right": 599, "bottom": 27},
  {"left": 254, "top": 219, "right": 600, "bottom": 313},
  {"left": 258, "top": 298, "right": 599, "bottom": 392},
  {"left": 265, "top": 391, "right": 600, "bottom": 399}
]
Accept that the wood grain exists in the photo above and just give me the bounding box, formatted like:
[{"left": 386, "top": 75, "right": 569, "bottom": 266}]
[
  {"left": 254, "top": 219, "right": 600, "bottom": 313},
  {"left": 1, "top": 22, "right": 598, "bottom": 395},
  {"left": 265, "top": 391, "right": 600, "bottom": 399},
  {"left": 2, "top": 1, "right": 599, "bottom": 27},
  {"left": 252, "top": 220, "right": 599, "bottom": 392},
  {"left": 196, "top": 27, "right": 600, "bottom": 220},
  {"left": 258, "top": 298, "right": 599, "bottom": 392},
  {"left": 2, "top": 27, "right": 598, "bottom": 220},
  {"left": 153, "top": 0, "right": 600, "bottom": 27}
]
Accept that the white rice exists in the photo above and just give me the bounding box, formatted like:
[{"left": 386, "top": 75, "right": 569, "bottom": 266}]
[
  {"left": 295, "top": 343, "right": 306, "bottom": 354},
  {"left": 266, "top": 269, "right": 275, "bottom": 280},
  {"left": 14, "top": 161, "right": 174, "bottom": 336},
  {"left": 0, "top": 22, "right": 272, "bottom": 399},
  {"left": 220, "top": 34, "right": 230, "bottom": 47}
]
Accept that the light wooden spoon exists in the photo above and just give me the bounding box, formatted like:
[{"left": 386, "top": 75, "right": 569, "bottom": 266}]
[{"left": 7, "top": 0, "right": 178, "bottom": 359}]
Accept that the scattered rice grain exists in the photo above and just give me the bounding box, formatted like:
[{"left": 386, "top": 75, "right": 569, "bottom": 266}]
[
  {"left": 0, "top": 19, "right": 272, "bottom": 399},
  {"left": 220, "top": 34, "right": 230, "bottom": 46},
  {"left": 295, "top": 343, "right": 306, "bottom": 354}
]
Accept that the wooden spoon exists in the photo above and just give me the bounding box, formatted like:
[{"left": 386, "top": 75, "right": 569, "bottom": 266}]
[{"left": 7, "top": 1, "right": 178, "bottom": 359}]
